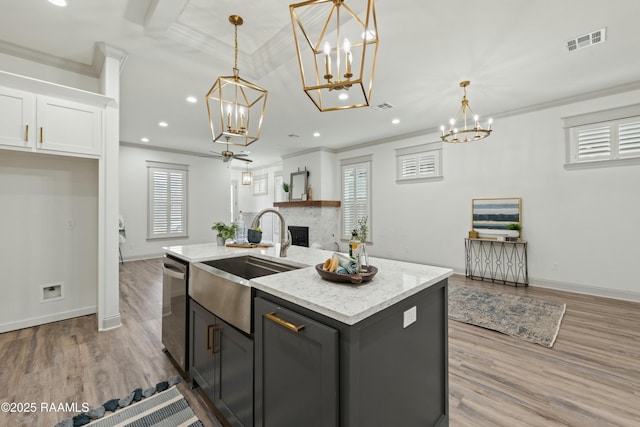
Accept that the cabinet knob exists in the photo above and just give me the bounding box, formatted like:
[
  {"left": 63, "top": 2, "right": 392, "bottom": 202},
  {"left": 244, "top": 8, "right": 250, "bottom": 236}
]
[
  {"left": 25, "top": 125, "right": 29, "bottom": 141},
  {"left": 265, "top": 312, "right": 305, "bottom": 332},
  {"left": 39, "top": 127, "right": 43, "bottom": 143}
]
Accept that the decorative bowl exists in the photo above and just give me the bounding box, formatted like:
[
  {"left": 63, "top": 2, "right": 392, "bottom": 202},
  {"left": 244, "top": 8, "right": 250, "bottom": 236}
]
[{"left": 315, "top": 264, "right": 378, "bottom": 284}]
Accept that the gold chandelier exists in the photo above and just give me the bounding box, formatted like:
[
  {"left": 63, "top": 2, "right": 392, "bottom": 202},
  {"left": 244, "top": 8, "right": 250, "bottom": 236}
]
[
  {"left": 290, "top": 0, "right": 379, "bottom": 112},
  {"left": 206, "top": 15, "right": 268, "bottom": 147},
  {"left": 440, "top": 81, "right": 493, "bottom": 143}
]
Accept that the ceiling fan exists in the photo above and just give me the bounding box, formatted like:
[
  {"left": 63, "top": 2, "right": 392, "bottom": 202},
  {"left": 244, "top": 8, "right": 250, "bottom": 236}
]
[{"left": 201, "top": 144, "right": 252, "bottom": 163}]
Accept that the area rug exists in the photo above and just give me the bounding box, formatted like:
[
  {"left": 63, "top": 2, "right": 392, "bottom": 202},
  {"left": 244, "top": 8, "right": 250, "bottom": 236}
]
[
  {"left": 55, "top": 376, "right": 203, "bottom": 427},
  {"left": 448, "top": 284, "right": 566, "bottom": 348}
]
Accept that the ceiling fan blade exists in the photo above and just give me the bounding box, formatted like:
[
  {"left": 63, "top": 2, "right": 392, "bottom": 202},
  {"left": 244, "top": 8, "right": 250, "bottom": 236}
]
[{"left": 234, "top": 156, "right": 253, "bottom": 163}]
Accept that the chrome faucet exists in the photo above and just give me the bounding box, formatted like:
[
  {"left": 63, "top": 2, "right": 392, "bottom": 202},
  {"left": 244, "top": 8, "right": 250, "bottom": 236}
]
[{"left": 251, "top": 208, "right": 291, "bottom": 257}]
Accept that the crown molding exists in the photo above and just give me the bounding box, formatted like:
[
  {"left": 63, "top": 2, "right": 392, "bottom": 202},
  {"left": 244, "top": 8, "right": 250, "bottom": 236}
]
[{"left": 0, "top": 40, "right": 97, "bottom": 77}]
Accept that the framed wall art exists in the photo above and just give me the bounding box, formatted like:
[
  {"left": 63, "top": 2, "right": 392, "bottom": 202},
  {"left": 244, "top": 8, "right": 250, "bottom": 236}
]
[{"left": 472, "top": 197, "right": 521, "bottom": 230}]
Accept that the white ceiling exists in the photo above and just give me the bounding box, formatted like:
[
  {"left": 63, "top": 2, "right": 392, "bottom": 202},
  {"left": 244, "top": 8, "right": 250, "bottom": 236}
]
[{"left": 1, "top": 0, "right": 639, "bottom": 167}]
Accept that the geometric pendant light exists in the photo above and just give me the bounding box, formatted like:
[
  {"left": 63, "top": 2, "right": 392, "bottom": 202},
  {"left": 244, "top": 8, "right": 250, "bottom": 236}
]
[
  {"left": 290, "top": 0, "right": 379, "bottom": 112},
  {"left": 206, "top": 15, "right": 268, "bottom": 147}
]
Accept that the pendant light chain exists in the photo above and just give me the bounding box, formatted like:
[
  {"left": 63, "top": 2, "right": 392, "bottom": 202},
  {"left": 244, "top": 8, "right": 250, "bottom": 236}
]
[{"left": 234, "top": 21, "right": 239, "bottom": 72}]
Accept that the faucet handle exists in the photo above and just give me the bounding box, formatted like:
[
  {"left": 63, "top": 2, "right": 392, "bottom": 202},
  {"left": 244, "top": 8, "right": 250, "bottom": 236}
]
[{"left": 280, "top": 229, "right": 292, "bottom": 257}]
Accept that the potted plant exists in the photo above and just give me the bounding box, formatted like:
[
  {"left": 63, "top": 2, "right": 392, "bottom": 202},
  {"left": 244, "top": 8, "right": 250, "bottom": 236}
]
[
  {"left": 504, "top": 223, "right": 521, "bottom": 240},
  {"left": 212, "top": 221, "right": 237, "bottom": 246},
  {"left": 282, "top": 182, "right": 290, "bottom": 201}
]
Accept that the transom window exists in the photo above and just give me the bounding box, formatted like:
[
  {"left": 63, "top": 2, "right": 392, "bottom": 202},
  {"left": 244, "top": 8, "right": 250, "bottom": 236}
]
[
  {"left": 564, "top": 104, "right": 640, "bottom": 169},
  {"left": 395, "top": 142, "right": 443, "bottom": 182}
]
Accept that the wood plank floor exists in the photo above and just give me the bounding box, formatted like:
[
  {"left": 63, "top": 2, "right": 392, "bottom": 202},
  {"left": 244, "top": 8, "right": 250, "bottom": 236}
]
[{"left": 0, "top": 258, "right": 638, "bottom": 426}]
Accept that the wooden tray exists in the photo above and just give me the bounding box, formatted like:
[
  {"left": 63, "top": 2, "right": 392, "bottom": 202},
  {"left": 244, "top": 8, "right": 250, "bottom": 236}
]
[
  {"left": 315, "top": 264, "right": 378, "bottom": 284},
  {"left": 226, "top": 243, "right": 270, "bottom": 248}
]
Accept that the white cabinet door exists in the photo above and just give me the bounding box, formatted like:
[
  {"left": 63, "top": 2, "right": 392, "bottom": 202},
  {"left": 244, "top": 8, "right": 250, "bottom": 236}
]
[
  {"left": 36, "top": 96, "right": 102, "bottom": 156},
  {"left": 0, "top": 87, "right": 35, "bottom": 149}
]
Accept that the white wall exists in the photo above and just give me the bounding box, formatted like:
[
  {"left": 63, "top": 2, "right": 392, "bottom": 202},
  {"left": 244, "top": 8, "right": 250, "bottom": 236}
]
[
  {"left": 0, "top": 151, "right": 98, "bottom": 332},
  {"left": 282, "top": 148, "right": 337, "bottom": 200},
  {"left": 0, "top": 52, "right": 100, "bottom": 93},
  {"left": 119, "top": 145, "right": 232, "bottom": 259},
  {"left": 335, "top": 89, "right": 640, "bottom": 300}
]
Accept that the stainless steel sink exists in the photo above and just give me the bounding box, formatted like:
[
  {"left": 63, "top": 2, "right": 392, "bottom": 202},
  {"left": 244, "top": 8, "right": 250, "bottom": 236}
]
[{"left": 190, "top": 256, "right": 301, "bottom": 334}]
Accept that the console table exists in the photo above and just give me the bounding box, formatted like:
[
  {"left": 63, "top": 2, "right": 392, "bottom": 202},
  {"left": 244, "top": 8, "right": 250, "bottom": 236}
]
[{"left": 465, "top": 238, "right": 528, "bottom": 286}]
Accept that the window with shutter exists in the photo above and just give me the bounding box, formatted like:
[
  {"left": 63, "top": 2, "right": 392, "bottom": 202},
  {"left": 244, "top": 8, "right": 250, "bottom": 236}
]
[
  {"left": 274, "top": 173, "right": 284, "bottom": 202},
  {"left": 341, "top": 156, "right": 371, "bottom": 241},
  {"left": 253, "top": 174, "right": 268, "bottom": 195},
  {"left": 395, "top": 142, "right": 443, "bottom": 182},
  {"left": 147, "top": 162, "right": 188, "bottom": 239},
  {"left": 564, "top": 104, "right": 640, "bottom": 168}
]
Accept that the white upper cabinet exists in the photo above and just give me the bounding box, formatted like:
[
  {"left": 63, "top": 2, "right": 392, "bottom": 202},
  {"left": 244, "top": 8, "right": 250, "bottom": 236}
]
[
  {"left": 0, "top": 84, "right": 104, "bottom": 158},
  {"left": 0, "top": 87, "right": 35, "bottom": 150},
  {"left": 36, "top": 96, "right": 102, "bottom": 156}
]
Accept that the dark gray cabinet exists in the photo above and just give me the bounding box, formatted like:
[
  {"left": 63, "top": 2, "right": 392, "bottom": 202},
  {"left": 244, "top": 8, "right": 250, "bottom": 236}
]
[
  {"left": 254, "top": 297, "right": 339, "bottom": 427},
  {"left": 190, "top": 300, "right": 254, "bottom": 427},
  {"left": 254, "top": 278, "right": 449, "bottom": 427}
]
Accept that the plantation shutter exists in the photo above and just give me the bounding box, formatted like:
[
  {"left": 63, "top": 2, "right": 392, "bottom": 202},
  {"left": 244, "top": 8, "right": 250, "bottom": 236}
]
[
  {"left": 417, "top": 152, "right": 436, "bottom": 176},
  {"left": 395, "top": 143, "right": 442, "bottom": 182},
  {"left": 147, "top": 162, "right": 188, "bottom": 239},
  {"left": 274, "top": 174, "right": 284, "bottom": 202},
  {"left": 400, "top": 156, "right": 417, "bottom": 179},
  {"left": 342, "top": 161, "right": 370, "bottom": 239},
  {"left": 618, "top": 120, "right": 640, "bottom": 157},
  {"left": 576, "top": 125, "right": 611, "bottom": 160},
  {"left": 253, "top": 174, "right": 268, "bottom": 195}
]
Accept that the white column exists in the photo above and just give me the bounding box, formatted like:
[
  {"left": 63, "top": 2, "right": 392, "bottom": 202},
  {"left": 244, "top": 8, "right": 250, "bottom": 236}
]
[{"left": 97, "top": 43, "right": 127, "bottom": 330}]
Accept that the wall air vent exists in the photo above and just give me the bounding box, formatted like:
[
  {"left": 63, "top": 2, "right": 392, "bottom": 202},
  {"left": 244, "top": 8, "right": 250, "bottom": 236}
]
[
  {"left": 373, "top": 102, "right": 394, "bottom": 111},
  {"left": 566, "top": 28, "right": 606, "bottom": 52}
]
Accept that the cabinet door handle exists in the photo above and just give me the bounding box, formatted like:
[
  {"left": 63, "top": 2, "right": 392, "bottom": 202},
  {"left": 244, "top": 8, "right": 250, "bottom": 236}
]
[
  {"left": 25, "top": 125, "right": 29, "bottom": 141},
  {"left": 211, "top": 326, "right": 220, "bottom": 355},
  {"left": 39, "top": 127, "right": 43, "bottom": 143},
  {"left": 206, "top": 324, "right": 214, "bottom": 350},
  {"left": 265, "top": 312, "right": 305, "bottom": 332}
]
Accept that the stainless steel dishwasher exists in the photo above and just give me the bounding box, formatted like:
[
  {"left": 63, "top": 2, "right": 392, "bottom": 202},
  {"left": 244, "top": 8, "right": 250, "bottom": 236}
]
[{"left": 161, "top": 255, "right": 189, "bottom": 375}]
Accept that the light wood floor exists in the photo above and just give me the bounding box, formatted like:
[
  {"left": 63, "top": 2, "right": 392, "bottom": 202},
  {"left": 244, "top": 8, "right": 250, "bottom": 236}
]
[{"left": 0, "top": 259, "right": 638, "bottom": 426}]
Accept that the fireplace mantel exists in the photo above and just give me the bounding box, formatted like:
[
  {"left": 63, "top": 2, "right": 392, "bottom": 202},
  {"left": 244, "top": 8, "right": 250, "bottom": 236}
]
[{"left": 274, "top": 200, "right": 340, "bottom": 208}]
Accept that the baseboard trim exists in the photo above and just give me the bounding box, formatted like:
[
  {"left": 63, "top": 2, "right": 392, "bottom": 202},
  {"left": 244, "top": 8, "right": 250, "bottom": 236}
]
[
  {"left": 451, "top": 271, "right": 640, "bottom": 303},
  {"left": 529, "top": 277, "right": 640, "bottom": 303},
  {"left": 100, "top": 313, "right": 122, "bottom": 331},
  {"left": 0, "top": 306, "right": 96, "bottom": 333},
  {"left": 121, "top": 252, "right": 164, "bottom": 262}
]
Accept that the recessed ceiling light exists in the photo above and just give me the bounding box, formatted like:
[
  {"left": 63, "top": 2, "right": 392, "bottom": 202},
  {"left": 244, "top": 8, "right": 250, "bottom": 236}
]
[
  {"left": 141, "top": 137, "right": 149, "bottom": 142},
  {"left": 48, "top": 0, "right": 67, "bottom": 6},
  {"left": 339, "top": 93, "right": 349, "bottom": 101},
  {"left": 186, "top": 96, "right": 197, "bottom": 103},
  {"left": 392, "top": 118, "right": 400, "bottom": 124},
  {"left": 158, "top": 121, "right": 168, "bottom": 127},
  {"left": 313, "top": 132, "right": 320, "bottom": 137}
]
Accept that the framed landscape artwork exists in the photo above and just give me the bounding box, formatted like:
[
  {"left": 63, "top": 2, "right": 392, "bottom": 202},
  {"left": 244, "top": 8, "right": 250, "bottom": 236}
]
[{"left": 472, "top": 197, "right": 522, "bottom": 230}]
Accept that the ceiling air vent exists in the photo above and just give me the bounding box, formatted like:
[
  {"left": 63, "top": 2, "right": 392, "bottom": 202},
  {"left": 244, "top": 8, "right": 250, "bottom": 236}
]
[
  {"left": 566, "top": 28, "right": 606, "bottom": 52},
  {"left": 373, "top": 102, "right": 394, "bottom": 111}
]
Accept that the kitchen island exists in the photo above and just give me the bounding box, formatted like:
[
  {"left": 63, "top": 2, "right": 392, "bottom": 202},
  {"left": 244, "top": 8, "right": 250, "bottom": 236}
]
[{"left": 164, "top": 243, "right": 452, "bottom": 427}]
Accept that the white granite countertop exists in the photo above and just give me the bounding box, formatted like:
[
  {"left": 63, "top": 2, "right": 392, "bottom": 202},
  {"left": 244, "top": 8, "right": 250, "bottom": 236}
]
[{"left": 164, "top": 243, "right": 453, "bottom": 325}]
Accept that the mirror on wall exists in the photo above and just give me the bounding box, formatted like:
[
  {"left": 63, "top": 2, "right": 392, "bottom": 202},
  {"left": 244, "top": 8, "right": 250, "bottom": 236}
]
[{"left": 289, "top": 170, "right": 309, "bottom": 201}]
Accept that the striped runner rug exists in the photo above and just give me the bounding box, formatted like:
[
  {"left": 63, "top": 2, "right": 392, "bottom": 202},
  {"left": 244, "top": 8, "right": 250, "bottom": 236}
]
[{"left": 86, "top": 386, "right": 202, "bottom": 427}]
